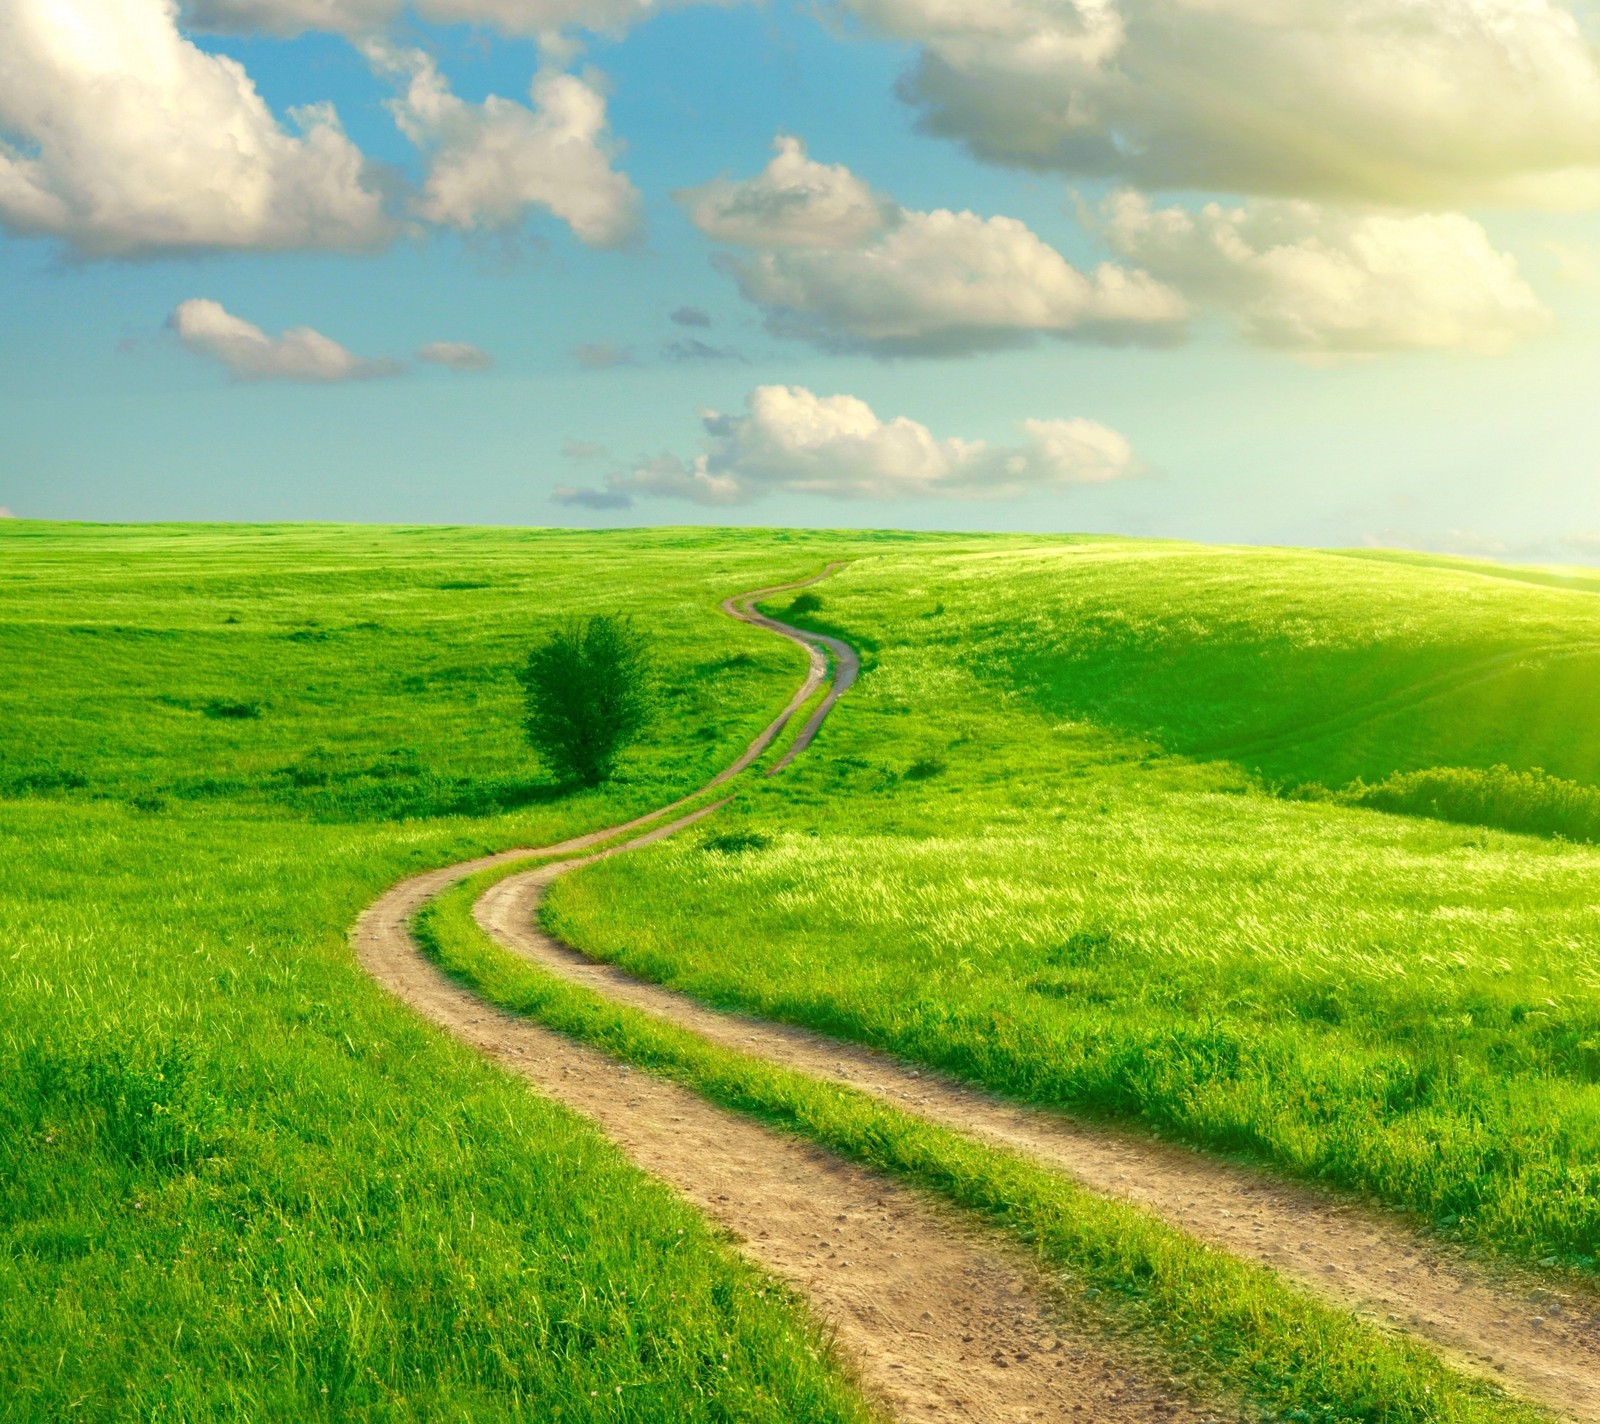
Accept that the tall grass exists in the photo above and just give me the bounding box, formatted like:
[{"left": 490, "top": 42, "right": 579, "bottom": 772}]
[{"left": 1341, "top": 764, "right": 1600, "bottom": 843}]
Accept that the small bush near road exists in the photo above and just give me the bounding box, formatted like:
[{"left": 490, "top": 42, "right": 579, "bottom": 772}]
[{"left": 519, "top": 614, "right": 654, "bottom": 786}]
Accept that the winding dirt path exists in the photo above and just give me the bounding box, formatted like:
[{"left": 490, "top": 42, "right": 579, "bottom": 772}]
[
  {"left": 356, "top": 568, "right": 1212, "bottom": 1424},
  {"left": 356, "top": 564, "right": 1600, "bottom": 1423}
]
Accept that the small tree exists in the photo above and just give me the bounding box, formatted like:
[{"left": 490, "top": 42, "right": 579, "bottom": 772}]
[{"left": 518, "top": 614, "right": 654, "bottom": 786}]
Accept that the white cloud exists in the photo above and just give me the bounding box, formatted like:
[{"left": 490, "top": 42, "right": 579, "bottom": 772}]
[
  {"left": 182, "top": 0, "right": 394, "bottom": 34},
  {"left": 418, "top": 0, "right": 734, "bottom": 39},
  {"left": 723, "top": 205, "right": 1187, "bottom": 355},
  {"left": 0, "top": 0, "right": 390, "bottom": 258},
  {"left": 370, "top": 46, "right": 641, "bottom": 247},
  {"left": 170, "top": 299, "right": 400, "bottom": 381},
  {"left": 418, "top": 340, "right": 494, "bottom": 370},
  {"left": 1098, "top": 194, "right": 1552, "bottom": 354},
  {"left": 686, "top": 136, "right": 1184, "bottom": 354},
  {"left": 555, "top": 383, "right": 1139, "bottom": 506},
  {"left": 678, "top": 135, "right": 897, "bottom": 248},
  {"left": 838, "top": 0, "right": 1600, "bottom": 208},
  {"left": 185, "top": 0, "right": 732, "bottom": 38},
  {"left": 0, "top": 507, "right": 16, "bottom": 519}
]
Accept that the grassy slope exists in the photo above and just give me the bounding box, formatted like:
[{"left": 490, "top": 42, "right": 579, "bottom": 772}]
[
  {"left": 546, "top": 541, "right": 1600, "bottom": 1271},
  {"left": 0, "top": 520, "right": 963, "bottom": 1421}
]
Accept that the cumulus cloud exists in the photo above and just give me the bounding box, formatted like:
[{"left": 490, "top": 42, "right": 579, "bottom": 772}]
[
  {"left": 686, "top": 137, "right": 1184, "bottom": 354},
  {"left": 170, "top": 299, "right": 400, "bottom": 381},
  {"left": 418, "top": 340, "right": 494, "bottom": 370},
  {"left": 370, "top": 45, "right": 641, "bottom": 247},
  {"left": 678, "top": 135, "right": 897, "bottom": 248},
  {"left": 554, "top": 383, "right": 1139, "bottom": 507},
  {"left": 723, "top": 209, "right": 1187, "bottom": 354},
  {"left": 562, "top": 439, "right": 609, "bottom": 460},
  {"left": 186, "top": 0, "right": 730, "bottom": 38},
  {"left": 1098, "top": 194, "right": 1552, "bottom": 354},
  {"left": 838, "top": 0, "right": 1600, "bottom": 208},
  {"left": 182, "top": 0, "right": 394, "bottom": 32},
  {"left": 0, "top": 0, "right": 391, "bottom": 258}
]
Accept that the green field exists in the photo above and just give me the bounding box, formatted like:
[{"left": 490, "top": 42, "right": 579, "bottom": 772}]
[
  {"left": 7, "top": 522, "right": 1600, "bottom": 1419},
  {"left": 548, "top": 542, "right": 1600, "bottom": 1270},
  {"left": 0, "top": 521, "right": 918, "bottom": 1421}
]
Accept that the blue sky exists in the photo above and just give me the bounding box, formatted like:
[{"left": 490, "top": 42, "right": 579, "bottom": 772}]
[{"left": 4, "top": 0, "right": 1600, "bottom": 555}]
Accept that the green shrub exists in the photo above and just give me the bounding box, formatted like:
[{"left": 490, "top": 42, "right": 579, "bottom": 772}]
[
  {"left": 1347, "top": 764, "right": 1600, "bottom": 842},
  {"left": 701, "top": 830, "right": 772, "bottom": 854},
  {"left": 518, "top": 614, "right": 655, "bottom": 786}
]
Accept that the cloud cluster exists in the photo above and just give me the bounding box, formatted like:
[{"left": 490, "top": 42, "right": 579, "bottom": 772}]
[
  {"left": 417, "top": 341, "right": 494, "bottom": 370},
  {"left": 371, "top": 46, "right": 641, "bottom": 247},
  {"left": 680, "top": 137, "right": 1184, "bottom": 354},
  {"left": 839, "top": 0, "right": 1600, "bottom": 208},
  {"left": 185, "top": 0, "right": 729, "bottom": 38},
  {"left": 0, "top": 0, "right": 390, "bottom": 258},
  {"left": 1098, "top": 194, "right": 1552, "bottom": 354},
  {"left": 170, "top": 299, "right": 400, "bottom": 381},
  {"left": 0, "top": 0, "right": 650, "bottom": 258},
  {"left": 554, "top": 383, "right": 1138, "bottom": 507}
]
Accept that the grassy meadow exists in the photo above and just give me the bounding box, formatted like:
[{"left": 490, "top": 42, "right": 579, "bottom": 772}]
[
  {"left": 0, "top": 520, "right": 937, "bottom": 1421},
  {"left": 10, "top": 521, "right": 1600, "bottom": 1421},
  {"left": 546, "top": 542, "right": 1600, "bottom": 1272}
]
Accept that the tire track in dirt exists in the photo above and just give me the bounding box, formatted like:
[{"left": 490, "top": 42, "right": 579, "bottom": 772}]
[{"left": 355, "top": 567, "right": 1215, "bottom": 1424}]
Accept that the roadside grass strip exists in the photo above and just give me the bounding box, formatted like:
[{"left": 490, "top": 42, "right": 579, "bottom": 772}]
[{"left": 416, "top": 865, "right": 1550, "bottom": 1424}]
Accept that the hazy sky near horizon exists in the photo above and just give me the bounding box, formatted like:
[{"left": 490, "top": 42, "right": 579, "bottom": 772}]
[{"left": 5, "top": 0, "right": 1600, "bottom": 555}]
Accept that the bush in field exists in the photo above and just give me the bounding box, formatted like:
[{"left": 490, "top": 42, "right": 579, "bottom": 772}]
[
  {"left": 785, "top": 591, "right": 822, "bottom": 617},
  {"left": 518, "top": 615, "right": 654, "bottom": 786},
  {"left": 1347, "top": 764, "right": 1600, "bottom": 842}
]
